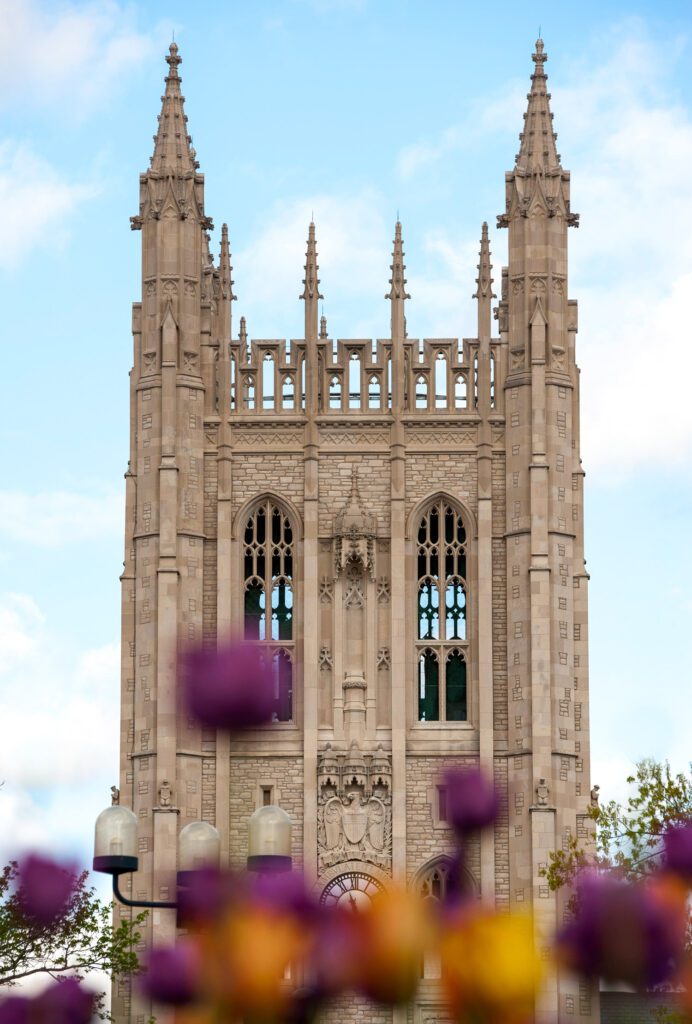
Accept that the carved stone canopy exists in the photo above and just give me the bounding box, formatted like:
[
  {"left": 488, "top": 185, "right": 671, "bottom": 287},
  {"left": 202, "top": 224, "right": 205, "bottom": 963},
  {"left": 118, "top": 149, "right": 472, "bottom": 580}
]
[{"left": 334, "top": 468, "right": 377, "bottom": 579}]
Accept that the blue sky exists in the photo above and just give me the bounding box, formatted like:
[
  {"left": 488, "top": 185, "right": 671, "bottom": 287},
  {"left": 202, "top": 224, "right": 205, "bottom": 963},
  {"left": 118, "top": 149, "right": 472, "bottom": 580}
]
[{"left": 0, "top": 0, "right": 691, "bottom": 871}]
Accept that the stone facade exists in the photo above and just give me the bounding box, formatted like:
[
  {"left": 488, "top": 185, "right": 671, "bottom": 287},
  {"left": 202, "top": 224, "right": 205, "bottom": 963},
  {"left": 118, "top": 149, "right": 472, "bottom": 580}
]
[{"left": 115, "top": 38, "right": 597, "bottom": 1024}]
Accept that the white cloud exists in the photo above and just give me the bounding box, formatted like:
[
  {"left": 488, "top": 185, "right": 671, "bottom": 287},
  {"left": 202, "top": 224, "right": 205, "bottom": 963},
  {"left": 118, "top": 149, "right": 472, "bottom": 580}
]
[
  {"left": 0, "top": 486, "right": 123, "bottom": 546},
  {"left": 0, "top": 142, "right": 99, "bottom": 269},
  {"left": 236, "top": 191, "right": 391, "bottom": 339},
  {"left": 0, "top": 0, "right": 155, "bottom": 114},
  {"left": 395, "top": 23, "right": 692, "bottom": 477},
  {"left": 0, "top": 592, "right": 119, "bottom": 866}
]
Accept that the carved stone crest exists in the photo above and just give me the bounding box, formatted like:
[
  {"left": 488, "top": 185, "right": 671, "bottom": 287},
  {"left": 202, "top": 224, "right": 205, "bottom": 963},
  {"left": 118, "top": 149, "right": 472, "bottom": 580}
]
[{"left": 317, "top": 742, "right": 392, "bottom": 873}]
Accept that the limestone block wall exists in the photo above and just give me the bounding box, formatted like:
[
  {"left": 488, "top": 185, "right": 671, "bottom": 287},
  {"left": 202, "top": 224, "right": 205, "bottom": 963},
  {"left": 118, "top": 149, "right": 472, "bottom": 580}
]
[
  {"left": 405, "top": 756, "right": 480, "bottom": 888},
  {"left": 228, "top": 755, "right": 304, "bottom": 869},
  {"left": 319, "top": 996, "right": 392, "bottom": 1024}
]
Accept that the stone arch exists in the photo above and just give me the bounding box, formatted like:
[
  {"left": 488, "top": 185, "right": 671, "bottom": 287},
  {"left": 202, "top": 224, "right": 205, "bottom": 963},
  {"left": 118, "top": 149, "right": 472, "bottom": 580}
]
[
  {"left": 232, "top": 491, "right": 303, "bottom": 541},
  {"left": 411, "top": 853, "right": 479, "bottom": 900},
  {"left": 405, "top": 490, "right": 477, "bottom": 542}
]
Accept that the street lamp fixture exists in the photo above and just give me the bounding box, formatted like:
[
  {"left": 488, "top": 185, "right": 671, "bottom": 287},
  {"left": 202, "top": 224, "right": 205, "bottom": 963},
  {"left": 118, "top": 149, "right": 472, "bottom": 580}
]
[
  {"left": 93, "top": 803, "right": 292, "bottom": 908},
  {"left": 92, "top": 805, "right": 220, "bottom": 909},
  {"left": 247, "top": 805, "right": 292, "bottom": 873}
]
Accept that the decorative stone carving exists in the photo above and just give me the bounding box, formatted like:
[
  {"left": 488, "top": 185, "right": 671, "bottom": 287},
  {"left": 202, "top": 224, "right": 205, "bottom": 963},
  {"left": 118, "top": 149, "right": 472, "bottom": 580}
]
[
  {"left": 344, "top": 581, "right": 365, "bottom": 609},
  {"left": 110, "top": 785, "right": 120, "bottom": 806},
  {"left": 376, "top": 577, "right": 390, "bottom": 602},
  {"left": 333, "top": 467, "right": 377, "bottom": 581},
  {"left": 317, "top": 741, "right": 392, "bottom": 873},
  {"left": 319, "top": 576, "right": 333, "bottom": 602},
  {"left": 535, "top": 778, "right": 550, "bottom": 806},
  {"left": 319, "top": 645, "right": 332, "bottom": 670},
  {"left": 590, "top": 784, "right": 600, "bottom": 809},
  {"left": 158, "top": 780, "right": 172, "bottom": 808},
  {"left": 377, "top": 647, "right": 390, "bottom": 670}
]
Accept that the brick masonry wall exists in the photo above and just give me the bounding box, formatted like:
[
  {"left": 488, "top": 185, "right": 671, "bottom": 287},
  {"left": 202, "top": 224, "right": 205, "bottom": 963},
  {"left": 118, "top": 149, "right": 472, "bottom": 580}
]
[
  {"left": 228, "top": 756, "right": 304, "bottom": 868},
  {"left": 406, "top": 756, "right": 480, "bottom": 888}
]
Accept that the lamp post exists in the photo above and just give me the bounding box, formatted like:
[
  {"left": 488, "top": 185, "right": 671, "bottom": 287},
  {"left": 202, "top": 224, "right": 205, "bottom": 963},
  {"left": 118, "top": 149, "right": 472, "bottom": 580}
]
[
  {"left": 92, "top": 805, "right": 220, "bottom": 909},
  {"left": 93, "top": 803, "right": 293, "bottom": 907}
]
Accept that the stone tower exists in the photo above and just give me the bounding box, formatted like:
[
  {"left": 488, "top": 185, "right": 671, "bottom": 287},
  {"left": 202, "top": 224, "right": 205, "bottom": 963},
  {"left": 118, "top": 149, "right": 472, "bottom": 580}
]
[{"left": 116, "top": 38, "right": 596, "bottom": 1024}]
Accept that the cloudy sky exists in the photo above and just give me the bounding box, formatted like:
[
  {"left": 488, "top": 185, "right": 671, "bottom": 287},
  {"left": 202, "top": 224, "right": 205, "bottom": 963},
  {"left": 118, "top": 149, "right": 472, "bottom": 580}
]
[{"left": 1, "top": 0, "right": 691, "bottom": 874}]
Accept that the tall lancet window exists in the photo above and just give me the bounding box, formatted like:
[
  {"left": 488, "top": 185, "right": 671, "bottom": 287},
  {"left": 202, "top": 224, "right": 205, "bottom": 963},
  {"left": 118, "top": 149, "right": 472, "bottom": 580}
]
[
  {"left": 243, "top": 500, "right": 295, "bottom": 722},
  {"left": 416, "top": 499, "right": 468, "bottom": 722}
]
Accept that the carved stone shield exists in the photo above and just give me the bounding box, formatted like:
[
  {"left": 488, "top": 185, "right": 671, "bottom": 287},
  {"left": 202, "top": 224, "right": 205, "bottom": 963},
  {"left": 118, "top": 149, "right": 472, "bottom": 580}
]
[{"left": 342, "top": 805, "right": 368, "bottom": 844}]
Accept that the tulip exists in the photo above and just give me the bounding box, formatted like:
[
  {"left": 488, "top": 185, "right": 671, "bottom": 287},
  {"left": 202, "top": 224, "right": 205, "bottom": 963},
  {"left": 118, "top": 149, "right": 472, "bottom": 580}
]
[
  {"left": 443, "top": 767, "right": 498, "bottom": 836},
  {"left": 141, "top": 941, "right": 202, "bottom": 1006},
  {"left": 32, "top": 979, "right": 94, "bottom": 1024},
  {"left": 179, "top": 640, "right": 275, "bottom": 730},
  {"left": 16, "top": 853, "right": 76, "bottom": 927},
  {"left": 0, "top": 996, "right": 29, "bottom": 1024},
  {"left": 441, "top": 908, "right": 542, "bottom": 1023},
  {"left": 356, "top": 888, "right": 431, "bottom": 1004},
  {"left": 664, "top": 822, "right": 692, "bottom": 884},
  {"left": 556, "top": 871, "right": 684, "bottom": 988}
]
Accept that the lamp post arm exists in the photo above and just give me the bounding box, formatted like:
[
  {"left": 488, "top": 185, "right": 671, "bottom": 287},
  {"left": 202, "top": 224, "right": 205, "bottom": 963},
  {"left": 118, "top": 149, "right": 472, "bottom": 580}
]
[{"left": 112, "top": 874, "right": 178, "bottom": 910}]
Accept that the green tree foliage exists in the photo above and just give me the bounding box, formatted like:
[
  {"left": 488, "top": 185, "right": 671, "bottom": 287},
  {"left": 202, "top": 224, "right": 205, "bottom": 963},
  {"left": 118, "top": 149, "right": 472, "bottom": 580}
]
[
  {"left": 544, "top": 759, "right": 692, "bottom": 891},
  {"left": 0, "top": 861, "right": 146, "bottom": 1020}
]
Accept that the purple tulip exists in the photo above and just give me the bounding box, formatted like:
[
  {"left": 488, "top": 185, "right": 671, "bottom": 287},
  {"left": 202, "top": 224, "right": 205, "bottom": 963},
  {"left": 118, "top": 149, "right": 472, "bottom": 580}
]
[
  {"left": 664, "top": 822, "right": 692, "bottom": 883},
  {"left": 556, "top": 872, "right": 680, "bottom": 987},
  {"left": 33, "top": 979, "right": 94, "bottom": 1024},
  {"left": 140, "top": 942, "right": 201, "bottom": 1006},
  {"left": 0, "top": 995, "right": 30, "bottom": 1024},
  {"left": 251, "top": 870, "right": 318, "bottom": 920},
  {"left": 179, "top": 639, "right": 275, "bottom": 730},
  {"left": 442, "top": 767, "right": 498, "bottom": 836},
  {"left": 16, "top": 853, "right": 77, "bottom": 927},
  {"left": 177, "top": 866, "right": 239, "bottom": 926}
]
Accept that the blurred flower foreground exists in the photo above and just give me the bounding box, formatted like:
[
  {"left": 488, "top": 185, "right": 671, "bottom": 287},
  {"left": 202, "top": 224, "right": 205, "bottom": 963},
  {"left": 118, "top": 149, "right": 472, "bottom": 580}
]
[{"left": 2, "top": 641, "right": 691, "bottom": 1024}]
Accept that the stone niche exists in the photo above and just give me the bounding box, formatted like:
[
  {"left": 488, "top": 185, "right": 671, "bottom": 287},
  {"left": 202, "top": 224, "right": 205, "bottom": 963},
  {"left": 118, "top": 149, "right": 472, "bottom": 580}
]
[{"left": 316, "top": 742, "right": 392, "bottom": 874}]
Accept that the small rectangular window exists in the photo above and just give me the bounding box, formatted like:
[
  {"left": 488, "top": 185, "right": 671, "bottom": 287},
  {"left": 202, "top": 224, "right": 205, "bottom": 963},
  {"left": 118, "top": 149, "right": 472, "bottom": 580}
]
[
  {"left": 438, "top": 786, "right": 447, "bottom": 823},
  {"left": 261, "top": 786, "right": 273, "bottom": 807}
]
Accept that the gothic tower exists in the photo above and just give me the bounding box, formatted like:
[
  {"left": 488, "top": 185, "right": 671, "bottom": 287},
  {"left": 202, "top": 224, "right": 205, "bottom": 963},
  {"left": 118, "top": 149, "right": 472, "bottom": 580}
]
[{"left": 116, "top": 39, "right": 595, "bottom": 1024}]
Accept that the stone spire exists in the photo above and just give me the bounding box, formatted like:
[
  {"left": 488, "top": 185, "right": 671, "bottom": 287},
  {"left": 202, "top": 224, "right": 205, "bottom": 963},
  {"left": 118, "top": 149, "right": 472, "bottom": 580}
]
[
  {"left": 473, "top": 222, "right": 495, "bottom": 343},
  {"left": 515, "top": 38, "right": 561, "bottom": 174},
  {"left": 473, "top": 222, "right": 494, "bottom": 301},
  {"left": 301, "top": 221, "right": 323, "bottom": 342},
  {"left": 219, "top": 224, "right": 236, "bottom": 303},
  {"left": 150, "top": 43, "right": 198, "bottom": 175},
  {"left": 386, "top": 220, "right": 410, "bottom": 343}
]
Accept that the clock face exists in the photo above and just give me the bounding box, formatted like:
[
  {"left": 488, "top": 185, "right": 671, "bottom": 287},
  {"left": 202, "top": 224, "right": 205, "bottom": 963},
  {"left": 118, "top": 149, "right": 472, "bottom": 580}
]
[{"left": 320, "top": 871, "right": 385, "bottom": 911}]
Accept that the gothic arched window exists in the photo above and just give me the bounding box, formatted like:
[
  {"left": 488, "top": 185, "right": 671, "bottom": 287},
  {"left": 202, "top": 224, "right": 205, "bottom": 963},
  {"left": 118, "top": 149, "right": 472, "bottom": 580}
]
[
  {"left": 416, "top": 500, "right": 468, "bottom": 722},
  {"left": 244, "top": 500, "right": 294, "bottom": 722}
]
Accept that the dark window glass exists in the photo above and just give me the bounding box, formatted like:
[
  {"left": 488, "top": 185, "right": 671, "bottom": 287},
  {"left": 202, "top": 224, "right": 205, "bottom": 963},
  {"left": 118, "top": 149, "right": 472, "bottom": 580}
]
[
  {"left": 446, "top": 652, "right": 467, "bottom": 721},
  {"left": 244, "top": 581, "right": 265, "bottom": 640},
  {"left": 272, "top": 650, "right": 293, "bottom": 722},
  {"left": 418, "top": 651, "right": 439, "bottom": 722}
]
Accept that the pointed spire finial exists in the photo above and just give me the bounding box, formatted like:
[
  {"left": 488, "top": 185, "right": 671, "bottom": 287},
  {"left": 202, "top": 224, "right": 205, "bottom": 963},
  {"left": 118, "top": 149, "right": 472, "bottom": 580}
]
[
  {"left": 220, "top": 223, "right": 237, "bottom": 302},
  {"left": 514, "top": 37, "right": 560, "bottom": 174},
  {"left": 473, "top": 222, "right": 496, "bottom": 300},
  {"left": 319, "top": 313, "right": 328, "bottom": 339},
  {"left": 300, "top": 220, "right": 323, "bottom": 303},
  {"left": 149, "top": 44, "right": 197, "bottom": 175},
  {"left": 386, "top": 220, "right": 411, "bottom": 302}
]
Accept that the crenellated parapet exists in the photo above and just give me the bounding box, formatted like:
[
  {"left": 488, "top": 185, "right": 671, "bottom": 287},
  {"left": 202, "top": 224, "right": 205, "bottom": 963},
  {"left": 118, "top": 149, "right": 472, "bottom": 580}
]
[{"left": 224, "top": 334, "right": 502, "bottom": 417}]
